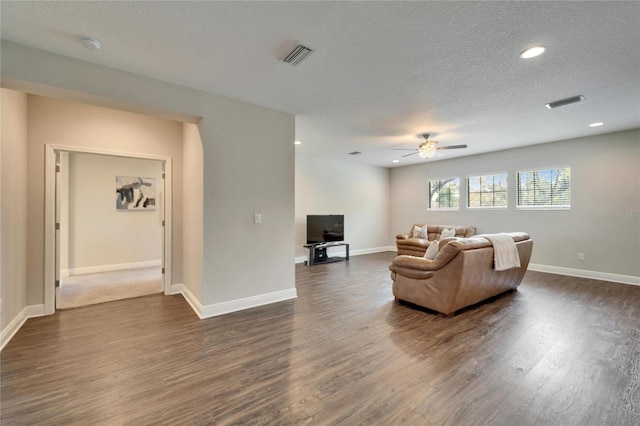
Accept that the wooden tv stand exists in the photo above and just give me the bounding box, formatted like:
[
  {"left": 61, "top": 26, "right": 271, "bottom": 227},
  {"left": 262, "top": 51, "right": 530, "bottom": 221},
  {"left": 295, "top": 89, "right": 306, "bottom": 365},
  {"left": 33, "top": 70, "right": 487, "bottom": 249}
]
[{"left": 303, "top": 242, "right": 350, "bottom": 266}]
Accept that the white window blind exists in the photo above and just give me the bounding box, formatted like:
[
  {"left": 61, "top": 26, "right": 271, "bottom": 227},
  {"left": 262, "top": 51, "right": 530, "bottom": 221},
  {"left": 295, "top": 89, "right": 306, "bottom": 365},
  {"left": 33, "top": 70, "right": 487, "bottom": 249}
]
[
  {"left": 467, "top": 173, "right": 508, "bottom": 208},
  {"left": 517, "top": 166, "right": 571, "bottom": 209},
  {"left": 429, "top": 177, "right": 460, "bottom": 210}
]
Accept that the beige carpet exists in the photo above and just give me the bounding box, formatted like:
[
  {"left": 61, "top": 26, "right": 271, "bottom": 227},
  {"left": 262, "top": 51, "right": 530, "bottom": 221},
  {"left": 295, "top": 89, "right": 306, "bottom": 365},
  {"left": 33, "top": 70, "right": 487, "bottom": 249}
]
[{"left": 58, "top": 267, "right": 163, "bottom": 309}]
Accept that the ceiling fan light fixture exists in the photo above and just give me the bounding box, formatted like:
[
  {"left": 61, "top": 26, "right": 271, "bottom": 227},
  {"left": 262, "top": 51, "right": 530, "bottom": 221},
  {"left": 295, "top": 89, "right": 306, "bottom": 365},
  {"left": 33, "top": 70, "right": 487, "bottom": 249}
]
[{"left": 418, "top": 145, "right": 436, "bottom": 159}]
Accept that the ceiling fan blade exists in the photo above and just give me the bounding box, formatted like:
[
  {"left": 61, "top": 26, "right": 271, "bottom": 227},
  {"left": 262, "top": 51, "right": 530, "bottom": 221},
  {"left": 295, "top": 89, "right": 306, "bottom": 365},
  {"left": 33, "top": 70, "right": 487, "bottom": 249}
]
[
  {"left": 392, "top": 148, "right": 418, "bottom": 151},
  {"left": 401, "top": 152, "right": 419, "bottom": 158},
  {"left": 437, "top": 144, "right": 468, "bottom": 150}
]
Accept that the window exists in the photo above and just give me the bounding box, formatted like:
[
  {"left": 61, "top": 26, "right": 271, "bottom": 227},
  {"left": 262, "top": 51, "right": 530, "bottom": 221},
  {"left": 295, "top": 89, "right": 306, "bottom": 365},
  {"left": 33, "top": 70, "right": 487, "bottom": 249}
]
[
  {"left": 517, "top": 166, "right": 571, "bottom": 209},
  {"left": 429, "top": 177, "right": 460, "bottom": 210},
  {"left": 467, "top": 173, "right": 508, "bottom": 208}
]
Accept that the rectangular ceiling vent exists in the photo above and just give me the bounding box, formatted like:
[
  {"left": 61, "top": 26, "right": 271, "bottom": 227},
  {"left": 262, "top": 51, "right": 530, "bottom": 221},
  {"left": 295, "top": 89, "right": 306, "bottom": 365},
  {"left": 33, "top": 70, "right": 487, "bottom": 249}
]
[
  {"left": 545, "top": 95, "right": 584, "bottom": 109},
  {"left": 349, "top": 151, "right": 362, "bottom": 156},
  {"left": 281, "top": 44, "right": 314, "bottom": 66}
]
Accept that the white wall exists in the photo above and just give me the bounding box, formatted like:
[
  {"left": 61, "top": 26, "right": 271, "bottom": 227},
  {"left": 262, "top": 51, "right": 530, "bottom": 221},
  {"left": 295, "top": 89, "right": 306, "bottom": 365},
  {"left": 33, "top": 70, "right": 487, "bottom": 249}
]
[
  {"left": 66, "top": 153, "right": 163, "bottom": 273},
  {"left": 1, "top": 89, "right": 28, "bottom": 342},
  {"left": 390, "top": 129, "right": 640, "bottom": 279},
  {"left": 2, "top": 41, "right": 295, "bottom": 311},
  {"left": 295, "top": 154, "right": 391, "bottom": 259}
]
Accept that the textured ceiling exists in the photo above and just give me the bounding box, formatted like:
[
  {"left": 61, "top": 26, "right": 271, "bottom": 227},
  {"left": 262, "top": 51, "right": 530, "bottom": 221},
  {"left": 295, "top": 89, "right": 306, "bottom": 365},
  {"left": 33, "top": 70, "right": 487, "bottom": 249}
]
[{"left": 2, "top": 1, "right": 639, "bottom": 167}]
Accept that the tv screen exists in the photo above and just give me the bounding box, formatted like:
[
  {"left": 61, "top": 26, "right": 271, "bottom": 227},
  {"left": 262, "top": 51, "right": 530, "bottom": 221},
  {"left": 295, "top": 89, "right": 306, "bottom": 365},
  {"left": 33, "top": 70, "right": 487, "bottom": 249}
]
[{"left": 307, "top": 215, "right": 344, "bottom": 244}]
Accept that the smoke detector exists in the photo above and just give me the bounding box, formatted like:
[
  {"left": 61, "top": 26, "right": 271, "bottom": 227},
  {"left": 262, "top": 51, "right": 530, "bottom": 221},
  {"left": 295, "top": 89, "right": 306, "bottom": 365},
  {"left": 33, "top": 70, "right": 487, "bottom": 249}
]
[{"left": 80, "top": 37, "right": 102, "bottom": 51}]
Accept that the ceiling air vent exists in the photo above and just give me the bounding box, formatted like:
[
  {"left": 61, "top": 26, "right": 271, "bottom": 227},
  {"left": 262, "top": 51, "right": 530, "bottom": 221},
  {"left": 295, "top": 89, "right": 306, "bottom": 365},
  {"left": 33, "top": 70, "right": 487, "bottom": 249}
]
[
  {"left": 349, "top": 151, "right": 362, "bottom": 156},
  {"left": 281, "top": 44, "right": 314, "bottom": 66},
  {"left": 545, "top": 95, "right": 584, "bottom": 109}
]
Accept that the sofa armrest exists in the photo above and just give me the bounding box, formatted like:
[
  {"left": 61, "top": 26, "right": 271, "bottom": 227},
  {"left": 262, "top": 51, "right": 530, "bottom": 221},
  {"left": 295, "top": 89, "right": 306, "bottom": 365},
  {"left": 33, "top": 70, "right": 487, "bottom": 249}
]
[
  {"left": 390, "top": 255, "right": 440, "bottom": 271},
  {"left": 390, "top": 266, "right": 435, "bottom": 280},
  {"left": 396, "top": 233, "right": 410, "bottom": 240}
]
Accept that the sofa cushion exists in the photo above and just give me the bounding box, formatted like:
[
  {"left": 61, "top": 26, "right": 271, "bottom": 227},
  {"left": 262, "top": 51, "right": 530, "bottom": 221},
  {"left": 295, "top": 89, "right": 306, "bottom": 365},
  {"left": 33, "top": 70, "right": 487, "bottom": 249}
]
[
  {"left": 439, "top": 228, "right": 455, "bottom": 240},
  {"left": 423, "top": 240, "right": 439, "bottom": 260},
  {"left": 412, "top": 224, "right": 428, "bottom": 239}
]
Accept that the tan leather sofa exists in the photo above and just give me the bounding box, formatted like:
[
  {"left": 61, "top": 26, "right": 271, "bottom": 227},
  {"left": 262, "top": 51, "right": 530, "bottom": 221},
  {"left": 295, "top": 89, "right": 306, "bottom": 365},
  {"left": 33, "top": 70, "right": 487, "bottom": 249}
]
[
  {"left": 389, "top": 232, "right": 533, "bottom": 316},
  {"left": 396, "top": 224, "right": 476, "bottom": 256}
]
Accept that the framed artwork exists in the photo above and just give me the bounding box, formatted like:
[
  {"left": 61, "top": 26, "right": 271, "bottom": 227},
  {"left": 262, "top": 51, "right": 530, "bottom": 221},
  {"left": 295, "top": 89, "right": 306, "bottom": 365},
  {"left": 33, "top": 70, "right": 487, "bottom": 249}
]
[{"left": 116, "top": 176, "right": 156, "bottom": 210}]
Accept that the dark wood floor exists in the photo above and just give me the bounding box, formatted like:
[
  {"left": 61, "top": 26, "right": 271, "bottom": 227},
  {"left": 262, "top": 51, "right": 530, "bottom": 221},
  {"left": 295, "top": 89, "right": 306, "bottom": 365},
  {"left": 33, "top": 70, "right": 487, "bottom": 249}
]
[{"left": 2, "top": 252, "right": 639, "bottom": 425}]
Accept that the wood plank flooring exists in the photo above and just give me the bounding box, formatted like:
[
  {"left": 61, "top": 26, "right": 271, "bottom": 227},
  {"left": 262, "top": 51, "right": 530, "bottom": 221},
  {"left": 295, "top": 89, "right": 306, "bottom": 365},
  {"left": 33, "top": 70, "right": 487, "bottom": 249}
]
[{"left": 2, "top": 252, "right": 639, "bottom": 425}]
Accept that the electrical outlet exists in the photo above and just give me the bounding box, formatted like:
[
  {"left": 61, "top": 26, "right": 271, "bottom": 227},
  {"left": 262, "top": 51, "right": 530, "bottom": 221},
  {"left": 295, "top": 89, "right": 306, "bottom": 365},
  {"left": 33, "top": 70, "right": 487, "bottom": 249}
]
[
  {"left": 578, "top": 253, "right": 585, "bottom": 261},
  {"left": 254, "top": 213, "right": 261, "bottom": 224}
]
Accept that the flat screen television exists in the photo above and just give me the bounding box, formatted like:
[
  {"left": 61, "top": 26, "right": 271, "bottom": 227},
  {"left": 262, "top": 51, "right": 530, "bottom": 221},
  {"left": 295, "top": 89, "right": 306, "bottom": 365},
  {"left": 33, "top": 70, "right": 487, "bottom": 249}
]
[{"left": 306, "top": 215, "right": 344, "bottom": 244}]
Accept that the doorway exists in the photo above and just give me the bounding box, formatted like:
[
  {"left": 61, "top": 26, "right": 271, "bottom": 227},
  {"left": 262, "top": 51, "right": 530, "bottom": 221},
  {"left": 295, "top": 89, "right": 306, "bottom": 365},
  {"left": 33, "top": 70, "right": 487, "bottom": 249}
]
[{"left": 44, "top": 145, "right": 173, "bottom": 315}]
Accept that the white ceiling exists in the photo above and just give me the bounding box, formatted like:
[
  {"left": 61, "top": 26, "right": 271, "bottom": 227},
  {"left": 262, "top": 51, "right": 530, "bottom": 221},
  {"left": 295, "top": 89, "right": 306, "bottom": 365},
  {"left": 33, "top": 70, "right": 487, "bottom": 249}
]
[{"left": 2, "top": 1, "right": 639, "bottom": 168}]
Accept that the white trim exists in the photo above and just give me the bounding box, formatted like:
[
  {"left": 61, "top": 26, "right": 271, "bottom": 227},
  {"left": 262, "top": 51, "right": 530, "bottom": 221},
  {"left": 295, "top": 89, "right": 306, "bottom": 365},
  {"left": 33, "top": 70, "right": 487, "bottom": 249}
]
[
  {"left": 171, "top": 284, "right": 297, "bottom": 319},
  {"left": 26, "top": 304, "right": 46, "bottom": 317},
  {"left": 63, "top": 260, "right": 162, "bottom": 276},
  {"left": 1, "top": 305, "right": 45, "bottom": 351},
  {"left": 168, "top": 283, "right": 184, "bottom": 296},
  {"left": 45, "top": 147, "right": 56, "bottom": 315},
  {"left": 162, "top": 159, "right": 173, "bottom": 296},
  {"left": 170, "top": 283, "right": 204, "bottom": 318},
  {"left": 295, "top": 246, "right": 395, "bottom": 264},
  {"left": 528, "top": 263, "right": 640, "bottom": 286},
  {"left": 1, "top": 307, "right": 27, "bottom": 351},
  {"left": 351, "top": 246, "right": 396, "bottom": 256},
  {"left": 199, "top": 288, "right": 297, "bottom": 319},
  {"left": 44, "top": 144, "right": 173, "bottom": 315}
]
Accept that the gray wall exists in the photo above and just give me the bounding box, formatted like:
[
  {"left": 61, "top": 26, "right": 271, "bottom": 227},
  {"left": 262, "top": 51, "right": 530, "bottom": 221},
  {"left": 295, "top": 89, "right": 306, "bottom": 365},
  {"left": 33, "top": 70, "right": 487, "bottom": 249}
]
[
  {"left": 181, "top": 122, "right": 204, "bottom": 301},
  {"left": 295, "top": 154, "right": 391, "bottom": 259},
  {"left": 390, "top": 129, "right": 640, "bottom": 277},
  {"left": 2, "top": 41, "right": 295, "bottom": 308},
  {"left": 1, "top": 89, "right": 28, "bottom": 331},
  {"left": 26, "top": 94, "right": 183, "bottom": 303}
]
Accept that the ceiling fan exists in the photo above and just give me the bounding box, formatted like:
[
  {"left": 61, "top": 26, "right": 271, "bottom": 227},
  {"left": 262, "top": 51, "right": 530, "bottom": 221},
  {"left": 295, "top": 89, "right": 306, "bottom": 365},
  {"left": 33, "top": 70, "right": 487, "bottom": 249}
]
[{"left": 393, "top": 133, "right": 467, "bottom": 159}]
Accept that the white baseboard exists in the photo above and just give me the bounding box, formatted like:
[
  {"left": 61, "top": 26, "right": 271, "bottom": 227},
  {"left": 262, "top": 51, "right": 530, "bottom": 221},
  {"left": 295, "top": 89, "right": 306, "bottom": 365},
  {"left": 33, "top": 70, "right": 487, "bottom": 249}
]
[
  {"left": 64, "top": 260, "right": 162, "bottom": 276},
  {"left": 170, "top": 283, "right": 203, "bottom": 317},
  {"left": 1, "top": 304, "right": 45, "bottom": 352},
  {"left": 528, "top": 263, "right": 640, "bottom": 286},
  {"left": 295, "top": 245, "right": 396, "bottom": 264},
  {"left": 171, "top": 284, "right": 297, "bottom": 319}
]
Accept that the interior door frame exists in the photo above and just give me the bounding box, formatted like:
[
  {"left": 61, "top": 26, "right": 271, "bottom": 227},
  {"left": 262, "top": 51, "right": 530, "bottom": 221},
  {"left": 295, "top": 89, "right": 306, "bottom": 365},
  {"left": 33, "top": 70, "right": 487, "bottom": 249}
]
[{"left": 44, "top": 144, "right": 173, "bottom": 315}]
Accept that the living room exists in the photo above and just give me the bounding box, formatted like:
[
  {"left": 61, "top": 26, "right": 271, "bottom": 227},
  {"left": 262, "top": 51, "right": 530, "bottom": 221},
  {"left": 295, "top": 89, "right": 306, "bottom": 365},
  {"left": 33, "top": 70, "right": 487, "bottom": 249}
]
[{"left": 1, "top": 1, "right": 639, "bottom": 424}]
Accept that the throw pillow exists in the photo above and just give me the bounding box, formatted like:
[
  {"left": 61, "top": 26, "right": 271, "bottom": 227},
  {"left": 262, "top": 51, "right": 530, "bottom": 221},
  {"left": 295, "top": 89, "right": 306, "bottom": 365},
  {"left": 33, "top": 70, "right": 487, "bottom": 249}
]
[
  {"left": 439, "top": 228, "right": 455, "bottom": 240},
  {"left": 412, "top": 224, "right": 428, "bottom": 239},
  {"left": 423, "top": 240, "right": 439, "bottom": 260}
]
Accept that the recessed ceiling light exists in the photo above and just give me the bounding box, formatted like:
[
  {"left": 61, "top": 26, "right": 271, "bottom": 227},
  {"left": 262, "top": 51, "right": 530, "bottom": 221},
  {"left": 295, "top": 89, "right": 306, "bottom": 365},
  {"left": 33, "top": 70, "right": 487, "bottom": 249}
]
[
  {"left": 589, "top": 122, "right": 604, "bottom": 127},
  {"left": 392, "top": 160, "right": 399, "bottom": 163},
  {"left": 80, "top": 37, "right": 102, "bottom": 51},
  {"left": 294, "top": 141, "right": 302, "bottom": 145},
  {"left": 520, "top": 46, "right": 545, "bottom": 59}
]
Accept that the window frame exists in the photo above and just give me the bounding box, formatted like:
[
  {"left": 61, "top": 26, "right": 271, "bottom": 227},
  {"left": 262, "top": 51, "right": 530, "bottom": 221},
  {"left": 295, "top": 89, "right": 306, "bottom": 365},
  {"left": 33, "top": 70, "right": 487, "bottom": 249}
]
[
  {"left": 466, "top": 171, "right": 508, "bottom": 209},
  {"left": 516, "top": 165, "right": 571, "bottom": 210},
  {"left": 428, "top": 176, "right": 461, "bottom": 211}
]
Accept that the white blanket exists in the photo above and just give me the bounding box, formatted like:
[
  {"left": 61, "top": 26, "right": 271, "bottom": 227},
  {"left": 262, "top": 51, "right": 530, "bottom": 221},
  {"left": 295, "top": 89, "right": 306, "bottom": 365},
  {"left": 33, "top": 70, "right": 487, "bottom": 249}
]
[{"left": 484, "top": 233, "right": 521, "bottom": 271}]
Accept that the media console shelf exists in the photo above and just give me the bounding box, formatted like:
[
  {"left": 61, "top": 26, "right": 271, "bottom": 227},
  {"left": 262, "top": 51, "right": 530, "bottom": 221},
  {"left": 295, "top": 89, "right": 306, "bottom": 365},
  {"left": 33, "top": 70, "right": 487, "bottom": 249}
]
[{"left": 303, "top": 242, "right": 350, "bottom": 266}]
